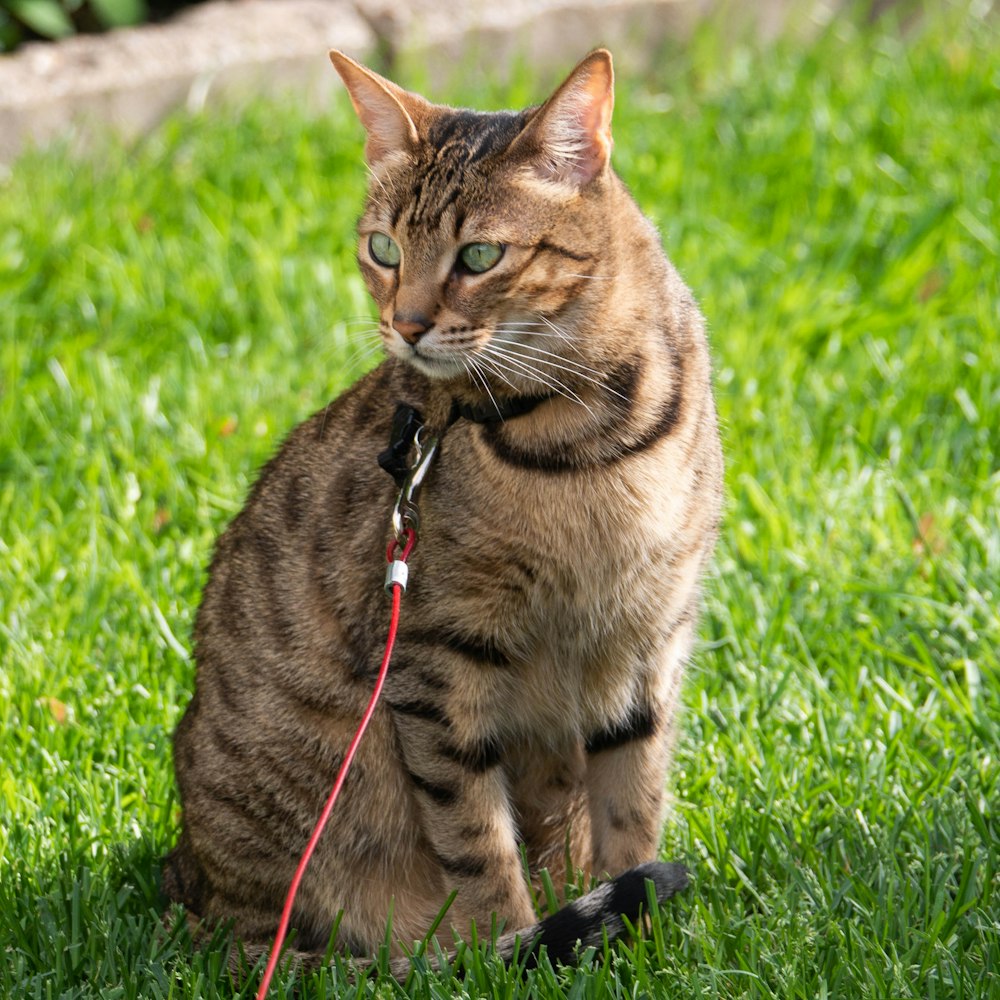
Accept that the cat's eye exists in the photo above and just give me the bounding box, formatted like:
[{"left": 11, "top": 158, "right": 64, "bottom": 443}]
[
  {"left": 458, "top": 242, "right": 504, "bottom": 274},
  {"left": 369, "top": 232, "right": 401, "bottom": 268}
]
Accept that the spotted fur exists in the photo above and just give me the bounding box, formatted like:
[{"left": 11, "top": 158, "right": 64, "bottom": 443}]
[{"left": 163, "top": 48, "right": 722, "bottom": 975}]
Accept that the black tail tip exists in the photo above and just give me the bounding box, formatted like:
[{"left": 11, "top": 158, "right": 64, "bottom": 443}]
[
  {"left": 620, "top": 860, "right": 690, "bottom": 903},
  {"left": 527, "top": 860, "right": 691, "bottom": 968}
]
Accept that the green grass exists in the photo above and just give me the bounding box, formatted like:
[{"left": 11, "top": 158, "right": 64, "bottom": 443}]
[{"left": 2, "top": 2, "right": 999, "bottom": 997}]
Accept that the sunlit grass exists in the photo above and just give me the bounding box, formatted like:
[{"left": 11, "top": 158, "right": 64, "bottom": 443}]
[{"left": 1, "top": 3, "right": 998, "bottom": 997}]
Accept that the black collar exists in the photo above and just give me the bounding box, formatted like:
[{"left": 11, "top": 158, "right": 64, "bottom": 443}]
[
  {"left": 378, "top": 394, "right": 551, "bottom": 486},
  {"left": 447, "top": 392, "right": 552, "bottom": 427}
]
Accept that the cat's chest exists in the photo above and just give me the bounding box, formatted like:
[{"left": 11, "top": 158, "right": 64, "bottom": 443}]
[{"left": 417, "top": 451, "right": 686, "bottom": 738}]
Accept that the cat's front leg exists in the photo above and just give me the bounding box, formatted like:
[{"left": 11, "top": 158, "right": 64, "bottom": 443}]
[
  {"left": 507, "top": 739, "right": 592, "bottom": 896},
  {"left": 387, "top": 708, "right": 537, "bottom": 935},
  {"left": 584, "top": 623, "right": 693, "bottom": 877},
  {"left": 584, "top": 708, "right": 670, "bottom": 877}
]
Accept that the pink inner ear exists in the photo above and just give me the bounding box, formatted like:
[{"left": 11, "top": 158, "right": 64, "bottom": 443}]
[
  {"left": 575, "top": 73, "right": 614, "bottom": 181},
  {"left": 361, "top": 95, "right": 418, "bottom": 163},
  {"left": 585, "top": 66, "right": 614, "bottom": 157}
]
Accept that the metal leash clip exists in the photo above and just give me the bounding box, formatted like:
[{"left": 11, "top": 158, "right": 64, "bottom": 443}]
[{"left": 385, "top": 428, "right": 439, "bottom": 593}]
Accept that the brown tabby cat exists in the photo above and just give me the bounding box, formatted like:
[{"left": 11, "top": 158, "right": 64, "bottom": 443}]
[{"left": 163, "top": 47, "right": 723, "bottom": 975}]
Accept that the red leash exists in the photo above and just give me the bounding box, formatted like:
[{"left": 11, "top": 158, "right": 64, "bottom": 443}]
[{"left": 255, "top": 529, "right": 417, "bottom": 998}]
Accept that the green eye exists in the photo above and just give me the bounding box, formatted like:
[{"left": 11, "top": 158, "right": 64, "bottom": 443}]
[
  {"left": 459, "top": 242, "right": 504, "bottom": 274},
  {"left": 369, "top": 232, "right": 401, "bottom": 267}
]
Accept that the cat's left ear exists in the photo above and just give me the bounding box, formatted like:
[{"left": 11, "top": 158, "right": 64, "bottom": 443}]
[
  {"left": 511, "top": 49, "right": 614, "bottom": 188},
  {"left": 329, "top": 50, "right": 430, "bottom": 166}
]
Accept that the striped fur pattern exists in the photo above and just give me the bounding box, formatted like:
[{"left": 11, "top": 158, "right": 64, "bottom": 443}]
[{"left": 163, "top": 49, "right": 723, "bottom": 973}]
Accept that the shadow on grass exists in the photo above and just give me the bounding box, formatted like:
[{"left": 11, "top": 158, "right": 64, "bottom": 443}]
[{"left": 0, "top": 835, "right": 244, "bottom": 998}]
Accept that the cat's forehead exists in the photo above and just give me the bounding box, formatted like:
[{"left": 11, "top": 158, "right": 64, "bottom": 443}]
[
  {"left": 368, "top": 107, "right": 534, "bottom": 235},
  {"left": 423, "top": 107, "right": 532, "bottom": 164}
]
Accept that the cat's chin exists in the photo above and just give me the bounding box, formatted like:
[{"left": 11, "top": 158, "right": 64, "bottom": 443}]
[{"left": 396, "top": 349, "right": 467, "bottom": 382}]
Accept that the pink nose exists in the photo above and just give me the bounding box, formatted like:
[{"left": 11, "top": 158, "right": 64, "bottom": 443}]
[{"left": 392, "top": 313, "right": 432, "bottom": 345}]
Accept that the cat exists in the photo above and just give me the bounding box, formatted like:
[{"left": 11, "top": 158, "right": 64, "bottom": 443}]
[{"left": 162, "top": 46, "right": 723, "bottom": 978}]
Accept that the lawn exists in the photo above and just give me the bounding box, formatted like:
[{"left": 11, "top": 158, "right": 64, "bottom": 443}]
[{"left": 1, "top": 3, "right": 998, "bottom": 998}]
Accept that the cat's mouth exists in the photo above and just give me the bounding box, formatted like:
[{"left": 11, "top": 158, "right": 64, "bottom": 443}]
[
  {"left": 386, "top": 323, "right": 498, "bottom": 381},
  {"left": 399, "top": 341, "right": 469, "bottom": 380}
]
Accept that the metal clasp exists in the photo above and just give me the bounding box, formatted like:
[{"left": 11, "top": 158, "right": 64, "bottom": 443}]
[{"left": 390, "top": 428, "right": 439, "bottom": 546}]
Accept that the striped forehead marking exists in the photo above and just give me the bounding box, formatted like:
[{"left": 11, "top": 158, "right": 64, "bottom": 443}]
[{"left": 404, "top": 109, "right": 531, "bottom": 230}]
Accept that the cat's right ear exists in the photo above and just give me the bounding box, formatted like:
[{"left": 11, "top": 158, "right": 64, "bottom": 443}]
[
  {"left": 329, "top": 51, "right": 427, "bottom": 166},
  {"left": 510, "top": 48, "right": 615, "bottom": 189}
]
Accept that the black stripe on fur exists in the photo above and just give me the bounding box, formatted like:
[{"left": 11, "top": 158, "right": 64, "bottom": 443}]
[
  {"left": 387, "top": 699, "right": 451, "bottom": 726},
  {"left": 439, "top": 734, "right": 504, "bottom": 772},
  {"left": 585, "top": 702, "right": 657, "bottom": 755}
]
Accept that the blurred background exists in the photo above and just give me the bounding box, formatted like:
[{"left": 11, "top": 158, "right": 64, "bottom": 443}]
[{"left": 2, "top": 0, "right": 920, "bottom": 163}]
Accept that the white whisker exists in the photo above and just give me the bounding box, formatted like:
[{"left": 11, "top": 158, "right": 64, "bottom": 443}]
[
  {"left": 493, "top": 327, "right": 565, "bottom": 340},
  {"left": 480, "top": 345, "right": 594, "bottom": 416},
  {"left": 493, "top": 337, "right": 606, "bottom": 377},
  {"left": 484, "top": 344, "right": 603, "bottom": 386},
  {"left": 466, "top": 356, "right": 504, "bottom": 418},
  {"left": 347, "top": 337, "right": 384, "bottom": 357},
  {"left": 351, "top": 341, "right": 385, "bottom": 360},
  {"left": 462, "top": 356, "right": 492, "bottom": 400},
  {"left": 525, "top": 313, "right": 587, "bottom": 353},
  {"left": 494, "top": 319, "right": 588, "bottom": 359},
  {"left": 345, "top": 344, "right": 385, "bottom": 373},
  {"left": 533, "top": 314, "right": 591, "bottom": 358},
  {"left": 490, "top": 342, "right": 626, "bottom": 401},
  {"left": 534, "top": 313, "right": 574, "bottom": 340},
  {"left": 364, "top": 164, "right": 392, "bottom": 203},
  {"left": 474, "top": 354, "right": 519, "bottom": 393},
  {"left": 480, "top": 349, "right": 562, "bottom": 397}
]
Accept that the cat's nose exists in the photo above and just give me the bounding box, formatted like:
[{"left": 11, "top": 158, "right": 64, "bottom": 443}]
[{"left": 392, "top": 312, "right": 433, "bottom": 345}]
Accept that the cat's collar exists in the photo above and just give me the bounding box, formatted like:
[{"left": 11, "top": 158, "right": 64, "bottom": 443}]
[
  {"left": 378, "top": 394, "right": 551, "bottom": 488},
  {"left": 447, "top": 393, "right": 552, "bottom": 427}
]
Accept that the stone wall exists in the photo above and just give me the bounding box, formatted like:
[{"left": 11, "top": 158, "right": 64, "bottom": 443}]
[{"left": 0, "top": 0, "right": 876, "bottom": 163}]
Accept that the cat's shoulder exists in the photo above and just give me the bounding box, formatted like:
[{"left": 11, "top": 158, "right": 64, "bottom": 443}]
[
  {"left": 228, "top": 358, "right": 425, "bottom": 526},
  {"left": 255, "top": 358, "right": 422, "bottom": 467}
]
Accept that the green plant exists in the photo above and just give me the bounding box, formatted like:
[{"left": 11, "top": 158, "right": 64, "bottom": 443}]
[{"left": 1, "top": 0, "right": 146, "bottom": 51}]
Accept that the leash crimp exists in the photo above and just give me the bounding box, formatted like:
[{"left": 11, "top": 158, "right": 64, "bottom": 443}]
[{"left": 385, "top": 526, "right": 416, "bottom": 592}]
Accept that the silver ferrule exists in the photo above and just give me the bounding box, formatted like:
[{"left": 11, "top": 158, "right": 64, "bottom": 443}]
[{"left": 384, "top": 560, "right": 409, "bottom": 594}]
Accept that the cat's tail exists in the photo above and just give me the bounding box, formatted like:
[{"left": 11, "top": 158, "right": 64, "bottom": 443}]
[
  {"left": 208, "top": 861, "right": 689, "bottom": 982},
  {"left": 486, "top": 861, "right": 690, "bottom": 970}
]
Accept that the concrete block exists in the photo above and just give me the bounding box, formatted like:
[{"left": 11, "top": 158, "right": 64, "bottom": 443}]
[{"left": 0, "top": 0, "right": 374, "bottom": 162}]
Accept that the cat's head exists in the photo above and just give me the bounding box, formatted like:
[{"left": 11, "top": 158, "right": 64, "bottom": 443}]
[{"left": 330, "top": 49, "right": 619, "bottom": 397}]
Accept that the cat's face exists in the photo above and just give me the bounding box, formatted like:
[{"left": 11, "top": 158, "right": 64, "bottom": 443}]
[
  {"left": 356, "top": 114, "right": 598, "bottom": 382},
  {"left": 331, "top": 50, "right": 616, "bottom": 392}
]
